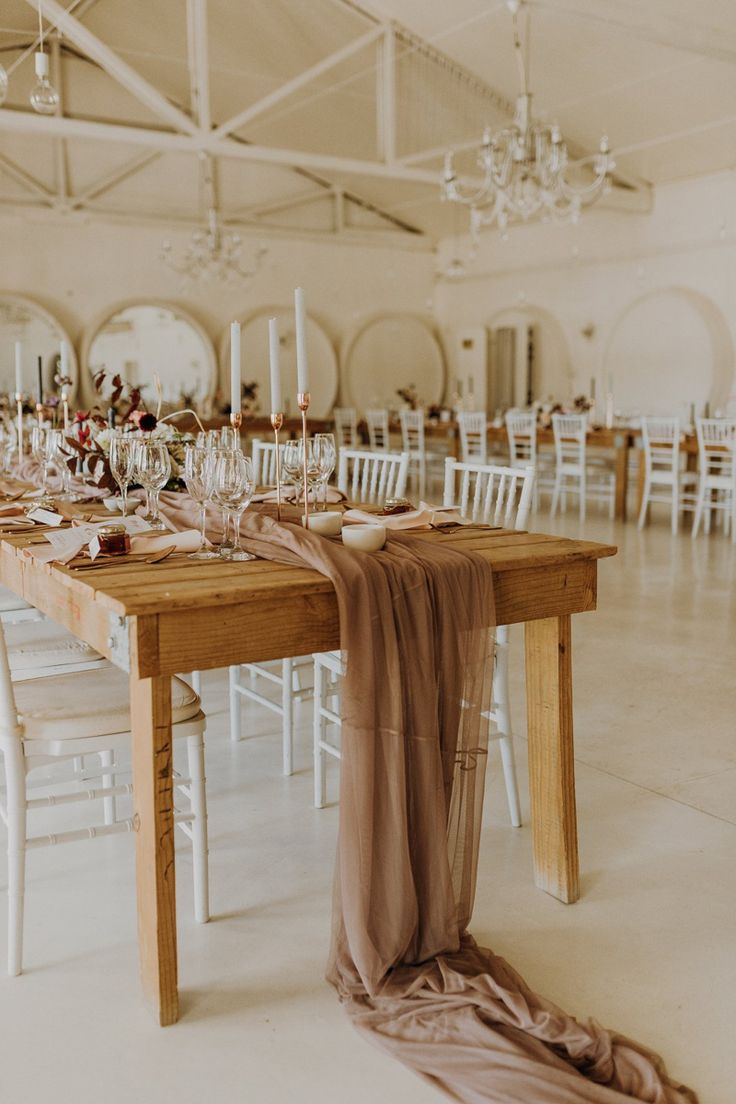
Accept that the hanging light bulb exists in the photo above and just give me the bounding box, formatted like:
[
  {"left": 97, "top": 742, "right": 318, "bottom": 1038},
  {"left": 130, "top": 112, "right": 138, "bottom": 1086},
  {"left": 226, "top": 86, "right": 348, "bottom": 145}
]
[
  {"left": 0, "top": 62, "right": 8, "bottom": 107},
  {"left": 30, "top": 51, "right": 59, "bottom": 115}
]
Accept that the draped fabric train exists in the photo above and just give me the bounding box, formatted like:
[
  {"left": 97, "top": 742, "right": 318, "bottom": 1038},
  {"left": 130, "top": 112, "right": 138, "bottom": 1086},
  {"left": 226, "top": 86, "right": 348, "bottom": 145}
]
[{"left": 156, "top": 496, "right": 697, "bottom": 1104}]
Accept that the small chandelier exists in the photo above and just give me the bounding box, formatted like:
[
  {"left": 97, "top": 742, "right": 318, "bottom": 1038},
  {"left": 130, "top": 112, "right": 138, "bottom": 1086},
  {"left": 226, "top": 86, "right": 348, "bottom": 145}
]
[
  {"left": 160, "top": 155, "right": 266, "bottom": 285},
  {"left": 442, "top": 0, "right": 615, "bottom": 237}
]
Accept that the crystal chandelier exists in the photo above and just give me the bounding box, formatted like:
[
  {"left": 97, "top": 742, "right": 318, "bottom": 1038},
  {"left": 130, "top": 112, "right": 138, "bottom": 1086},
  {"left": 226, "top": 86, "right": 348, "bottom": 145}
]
[
  {"left": 161, "top": 155, "right": 266, "bottom": 285},
  {"left": 442, "top": 0, "right": 615, "bottom": 238}
]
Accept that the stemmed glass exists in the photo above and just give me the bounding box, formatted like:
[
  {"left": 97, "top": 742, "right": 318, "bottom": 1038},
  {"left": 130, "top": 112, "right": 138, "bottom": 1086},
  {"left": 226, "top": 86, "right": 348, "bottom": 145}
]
[
  {"left": 282, "top": 439, "right": 303, "bottom": 503},
  {"left": 210, "top": 450, "right": 256, "bottom": 561},
  {"left": 46, "top": 429, "right": 75, "bottom": 501},
  {"left": 133, "top": 439, "right": 170, "bottom": 530},
  {"left": 196, "top": 430, "right": 235, "bottom": 553},
  {"left": 183, "top": 445, "right": 218, "bottom": 560},
  {"left": 31, "top": 425, "right": 53, "bottom": 505},
  {"left": 109, "top": 432, "right": 135, "bottom": 517},
  {"left": 314, "top": 433, "right": 336, "bottom": 510}
]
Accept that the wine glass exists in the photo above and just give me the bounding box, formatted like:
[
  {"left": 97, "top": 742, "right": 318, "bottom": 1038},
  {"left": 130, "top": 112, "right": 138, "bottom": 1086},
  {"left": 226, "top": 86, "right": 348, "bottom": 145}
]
[
  {"left": 314, "top": 433, "right": 336, "bottom": 510},
  {"left": 108, "top": 432, "right": 135, "bottom": 516},
  {"left": 183, "top": 446, "right": 218, "bottom": 560},
  {"left": 210, "top": 450, "right": 256, "bottom": 561},
  {"left": 282, "top": 439, "right": 303, "bottom": 503},
  {"left": 31, "top": 425, "right": 53, "bottom": 504},
  {"left": 45, "top": 429, "right": 75, "bottom": 501},
  {"left": 134, "top": 439, "right": 170, "bottom": 530}
]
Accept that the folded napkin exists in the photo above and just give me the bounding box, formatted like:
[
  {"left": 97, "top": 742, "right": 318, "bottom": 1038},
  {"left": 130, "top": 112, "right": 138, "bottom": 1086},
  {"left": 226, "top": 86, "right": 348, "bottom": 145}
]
[
  {"left": 342, "top": 502, "right": 464, "bottom": 531},
  {"left": 0, "top": 503, "right": 26, "bottom": 518},
  {"left": 24, "top": 515, "right": 153, "bottom": 565},
  {"left": 129, "top": 529, "right": 202, "bottom": 555},
  {"left": 252, "top": 486, "right": 346, "bottom": 504}
]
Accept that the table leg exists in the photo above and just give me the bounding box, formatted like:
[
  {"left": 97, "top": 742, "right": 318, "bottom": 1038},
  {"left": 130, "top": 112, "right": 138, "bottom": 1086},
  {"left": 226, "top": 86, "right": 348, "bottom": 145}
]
[
  {"left": 130, "top": 674, "right": 178, "bottom": 1025},
  {"left": 524, "top": 615, "right": 579, "bottom": 904},
  {"left": 614, "top": 441, "right": 629, "bottom": 521}
]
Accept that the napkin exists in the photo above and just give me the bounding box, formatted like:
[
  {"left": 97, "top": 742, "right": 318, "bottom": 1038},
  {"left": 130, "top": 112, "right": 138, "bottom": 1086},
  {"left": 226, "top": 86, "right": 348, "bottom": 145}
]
[
  {"left": 342, "top": 502, "right": 465, "bottom": 531},
  {"left": 129, "top": 529, "right": 202, "bottom": 555},
  {"left": 23, "top": 515, "right": 153, "bottom": 564},
  {"left": 252, "top": 486, "right": 346, "bottom": 504}
]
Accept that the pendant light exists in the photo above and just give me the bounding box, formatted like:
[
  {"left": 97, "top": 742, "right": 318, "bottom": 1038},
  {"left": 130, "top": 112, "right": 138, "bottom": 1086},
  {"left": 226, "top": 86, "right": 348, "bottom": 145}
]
[{"left": 30, "top": 2, "right": 59, "bottom": 115}]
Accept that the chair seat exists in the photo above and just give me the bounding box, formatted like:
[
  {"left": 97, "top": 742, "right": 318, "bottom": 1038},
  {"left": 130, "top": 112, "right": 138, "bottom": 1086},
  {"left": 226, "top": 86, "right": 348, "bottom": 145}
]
[
  {"left": 16, "top": 669, "right": 200, "bottom": 742},
  {"left": 5, "top": 621, "right": 103, "bottom": 672},
  {"left": 0, "top": 586, "right": 32, "bottom": 613}
]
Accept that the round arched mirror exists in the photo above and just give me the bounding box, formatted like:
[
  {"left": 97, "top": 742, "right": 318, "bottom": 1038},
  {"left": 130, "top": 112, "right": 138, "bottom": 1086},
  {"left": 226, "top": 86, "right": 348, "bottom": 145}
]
[
  {"left": 85, "top": 302, "right": 216, "bottom": 407},
  {"left": 0, "top": 295, "right": 78, "bottom": 399},
  {"left": 341, "top": 313, "right": 445, "bottom": 416}
]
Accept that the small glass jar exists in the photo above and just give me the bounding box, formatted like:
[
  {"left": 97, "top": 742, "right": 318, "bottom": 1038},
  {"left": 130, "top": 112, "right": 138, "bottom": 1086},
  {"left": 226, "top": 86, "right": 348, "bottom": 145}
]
[
  {"left": 381, "top": 497, "right": 413, "bottom": 516},
  {"left": 97, "top": 524, "right": 130, "bottom": 556}
]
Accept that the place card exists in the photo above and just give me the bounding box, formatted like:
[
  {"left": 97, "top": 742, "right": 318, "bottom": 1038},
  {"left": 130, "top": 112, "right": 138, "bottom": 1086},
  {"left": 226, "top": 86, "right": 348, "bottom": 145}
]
[{"left": 26, "top": 507, "right": 65, "bottom": 527}]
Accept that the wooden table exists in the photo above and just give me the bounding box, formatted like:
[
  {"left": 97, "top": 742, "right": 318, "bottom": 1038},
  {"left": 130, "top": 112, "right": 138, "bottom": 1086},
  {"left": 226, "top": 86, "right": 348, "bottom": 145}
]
[{"left": 0, "top": 518, "right": 615, "bottom": 1026}]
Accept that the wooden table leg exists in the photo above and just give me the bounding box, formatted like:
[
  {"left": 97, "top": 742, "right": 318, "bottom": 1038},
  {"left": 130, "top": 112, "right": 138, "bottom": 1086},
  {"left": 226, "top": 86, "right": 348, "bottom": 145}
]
[
  {"left": 614, "top": 440, "right": 629, "bottom": 521},
  {"left": 130, "top": 674, "right": 178, "bottom": 1025},
  {"left": 524, "top": 615, "right": 579, "bottom": 904}
]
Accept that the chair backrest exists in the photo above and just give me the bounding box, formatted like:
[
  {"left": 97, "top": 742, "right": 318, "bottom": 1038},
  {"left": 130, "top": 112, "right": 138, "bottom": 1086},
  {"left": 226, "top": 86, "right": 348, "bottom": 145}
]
[
  {"left": 399, "top": 409, "right": 425, "bottom": 454},
  {"left": 695, "top": 418, "right": 736, "bottom": 474},
  {"left": 337, "top": 448, "right": 410, "bottom": 505},
  {"left": 551, "top": 413, "right": 586, "bottom": 467},
  {"left": 443, "top": 459, "right": 534, "bottom": 530},
  {"left": 641, "top": 417, "right": 680, "bottom": 474},
  {"left": 366, "top": 409, "right": 390, "bottom": 451},
  {"left": 457, "top": 411, "right": 487, "bottom": 463},
  {"left": 251, "top": 439, "right": 286, "bottom": 485},
  {"left": 505, "top": 411, "right": 537, "bottom": 466},
  {"left": 333, "top": 408, "right": 358, "bottom": 450}
]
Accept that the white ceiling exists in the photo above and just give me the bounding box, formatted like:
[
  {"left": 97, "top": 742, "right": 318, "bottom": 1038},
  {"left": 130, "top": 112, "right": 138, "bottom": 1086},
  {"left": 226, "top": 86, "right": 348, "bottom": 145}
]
[{"left": 0, "top": 0, "right": 733, "bottom": 245}]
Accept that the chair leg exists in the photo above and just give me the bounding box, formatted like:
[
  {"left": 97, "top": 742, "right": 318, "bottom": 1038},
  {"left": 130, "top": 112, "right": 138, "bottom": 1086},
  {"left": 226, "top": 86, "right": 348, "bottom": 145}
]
[
  {"left": 692, "top": 483, "right": 705, "bottom": 538},
  {"left": 637, "top": 479, "right": 650, "bottom": 530},
  {"left": 313, "top": 660, "right": 326, "bottom": 809},
  {"left": 498, "top": 735, "right": 522, "bottom": 829},
  {"left": 229, "top": 665, "right": 241, "bottom": 742},
  {"left": 281, "top": 658, "right": 293, "bottom": 777},
  {"left": 191, "top": 670, "right": 202, "bottom": 696},
  {"left": 579, "top": 473, "right": 586, "bottom": 523},
  {"left": 491, "top": 627, "right": 522, "bottom": 828},
  {"left": 5, "top": 744, "right": 26, "bottom": 976},
  {"left": 550, "top": 472, "right": 561, "bottom": 517},
  {"left": 186, "top": 732, "right": 209, "bottom": 924},
  {"left": 671, "top": 485, "right": 679, "bottom": 536},
  {"left": 99, "top": 749, "right": 116, "bottom": 826}
]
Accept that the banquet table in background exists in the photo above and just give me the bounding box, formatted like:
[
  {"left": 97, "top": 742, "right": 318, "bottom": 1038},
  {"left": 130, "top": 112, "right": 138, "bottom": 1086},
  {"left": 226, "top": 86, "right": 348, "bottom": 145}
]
[{"left": 0, "top": 512, "right": 615, "bottom": 1026}]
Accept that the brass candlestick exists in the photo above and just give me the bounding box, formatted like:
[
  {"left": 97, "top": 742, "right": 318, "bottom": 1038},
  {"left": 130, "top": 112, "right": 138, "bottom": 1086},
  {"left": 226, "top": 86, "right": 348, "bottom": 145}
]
[
  {"left": 15, "top": 395, "right": 23, "bottom": 457},
  {"left": 298, "top": 392, "right": 310, "bottom": 526},
  {"left": 271, "top": 412, "right": 284, "bottom": 521},
  {"left": 35, "top": 402, "right": 44, "bottom": 428},
  {"left": 230, "top": 410, "right": 243, "bottom": 434}
]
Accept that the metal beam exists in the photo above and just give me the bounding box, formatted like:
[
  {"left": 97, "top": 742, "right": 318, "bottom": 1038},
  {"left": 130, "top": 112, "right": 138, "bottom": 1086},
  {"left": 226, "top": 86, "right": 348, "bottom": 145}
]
[
  {"left": 0, "top": 108, "right": 453, "bottom": 186},
  {"left": 210, "top": 25, "right": 384, "bottom": 141},
  {"left": 25, "top": 0, "right": 198, "bottom": 135},
  {"left": 186, "top": 0, "right": 210, "bottom": 132},
  {"left": 50, "top": 34, "right": 68, "bottom": 207},
  {"left": 0, "top": 152, "right": 54, "bottom": 200},
  {"left": 376, "top": 25, "right": 396, "bottom": 163},
  {"left": 70, "top": 150, "right": 160, "bottom": 208}
]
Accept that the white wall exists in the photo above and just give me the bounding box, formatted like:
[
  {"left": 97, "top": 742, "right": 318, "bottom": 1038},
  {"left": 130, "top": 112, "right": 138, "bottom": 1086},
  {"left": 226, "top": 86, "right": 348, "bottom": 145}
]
[
  {"left": 434, "top": 171, "right": 736, "bottom": 421},
  {"left": 0, "top": 212, "right": 436, "bottom": 407}
]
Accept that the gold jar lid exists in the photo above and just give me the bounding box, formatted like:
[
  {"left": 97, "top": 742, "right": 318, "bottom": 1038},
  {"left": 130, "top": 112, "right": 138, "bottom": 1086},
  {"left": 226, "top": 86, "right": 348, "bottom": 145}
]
[{"left": 98, "top": 524, "right": 126, "bottom": 536}]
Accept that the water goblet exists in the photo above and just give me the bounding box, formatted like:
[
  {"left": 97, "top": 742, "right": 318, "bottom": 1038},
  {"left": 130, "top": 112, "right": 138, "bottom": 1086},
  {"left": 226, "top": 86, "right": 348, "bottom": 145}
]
[
  {"left": 210, "top": 450, "right": 256, "bottom": 561},
  {"left": 134, "top": 439, "right": 170, "bottom": 530},
  {"left": 31, "top": 425, "right": 54, "bottom": 505},
  {"left": 108, "top": 432, "right": 135, "bottom": 516},
  {"left": 314, "top": 433, "right": 336, "bottom": 510},
  {"left": 183, "top": 445, "right": 218, "bottom": 560}
]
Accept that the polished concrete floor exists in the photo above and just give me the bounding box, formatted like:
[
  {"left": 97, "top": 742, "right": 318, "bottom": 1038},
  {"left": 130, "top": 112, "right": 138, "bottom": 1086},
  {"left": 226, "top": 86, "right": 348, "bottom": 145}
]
[{"left": 0, "top": 504, "right": 734, "bottom": 1104}]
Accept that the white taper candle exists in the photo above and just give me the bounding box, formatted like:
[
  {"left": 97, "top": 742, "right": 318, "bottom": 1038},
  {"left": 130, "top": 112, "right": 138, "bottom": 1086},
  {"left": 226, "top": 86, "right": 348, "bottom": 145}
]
[
  {"left": 14, "top": 342, "right": 22, "bottom": 397},
  {"left": 230, "top": 321, "right": 241, "bottom": 416},
  {"left": 269, "top": 317, "right": 282, "bottom": 414},
  {"left": 294, "top": 287, "right": 309, "bottom": 395}
]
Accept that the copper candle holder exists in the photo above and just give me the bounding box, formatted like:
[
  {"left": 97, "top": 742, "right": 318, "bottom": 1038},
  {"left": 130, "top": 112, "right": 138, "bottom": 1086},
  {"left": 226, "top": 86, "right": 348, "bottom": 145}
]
[
  {"left": 270, "top": 412, "right": 284, "bottom": 521},
  {"left": 15, "top": 395, "right": 23, "bottom": 457},
  {"left": 230, "top": 410, "right": 243, "bottom": 434},
  {"left": 35, "top": 402, "right": 44, "bottom": 428},
  {"left": 297, "top": 392, "right": 311, "bottom": 526}
]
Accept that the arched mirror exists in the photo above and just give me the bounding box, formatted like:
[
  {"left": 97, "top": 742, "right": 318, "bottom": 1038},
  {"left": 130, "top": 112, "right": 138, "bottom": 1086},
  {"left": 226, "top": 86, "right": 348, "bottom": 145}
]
[
  {"left": 341, "top": 314, "right": 445, "bottom": 416},
  {"left": 0, "top": 295, "right": 78, "bottom": 398},
  {"left": 85, "top": 301, "right": 216, "bottom": 406},
  {"left": 225, "top": 308, "right": 338, "bottom": 419}
]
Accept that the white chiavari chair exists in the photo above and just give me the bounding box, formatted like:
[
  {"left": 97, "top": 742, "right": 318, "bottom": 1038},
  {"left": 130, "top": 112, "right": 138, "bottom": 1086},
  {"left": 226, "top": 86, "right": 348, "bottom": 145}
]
[
  {"left": 251, "top": 438, "right": 286, "bottom": 485},
  {"left": 692, "top": 418, "right": 736, "bottom": 539},
  {"left": 399, "top": 409, "right": 440, "bottom": 498},
  {"left": 550, "top": 413, "right": 615, "bottom": 522},
  {"left": 505, "top": 411, "right": 551, "bottom": 508},
  {"left": 637, "top": 417, "right": 697, "bottom": 535},
  {"left": 443, "top": 458, "right": 534, "bottom": 827},
  {"left": 0, "top": 621, "right": 209, "bottom": 975},
  {"left": 333, "top": 408, "right": 358, "bottom": 450},
  {"left": 366, "top": 409, "right": 390, "bottom": 452},
  {"left": 313, "top": 449, "right": 409, "bottom": 808},
  {"left": 337, "top": 448, "right": 410, "bottom": 505},
  {"left": 457, "top": 411, "right": 488, "bottom": 463}
]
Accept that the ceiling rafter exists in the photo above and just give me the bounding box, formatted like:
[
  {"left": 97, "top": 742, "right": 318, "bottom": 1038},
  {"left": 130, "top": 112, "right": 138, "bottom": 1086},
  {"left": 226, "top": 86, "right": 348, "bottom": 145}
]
[
  {"left": 70, "top": 150, "right": 161, "bottom": 208},
  {"left": 25, "top": 0, "right": 198, "bottom": 135},
  {"left": 186, "top": 0, "right": 210, "bottom": 132},
  {"left": 0, "top": 151, "right": 54, "bottom": 200}
]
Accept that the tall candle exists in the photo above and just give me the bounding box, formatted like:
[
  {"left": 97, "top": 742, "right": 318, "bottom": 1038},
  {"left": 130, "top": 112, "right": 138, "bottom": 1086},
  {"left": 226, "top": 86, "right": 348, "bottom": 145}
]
[
  {"left": 60, "top": 340, "right": 69, "bottom": 382},
  {"left": 230, "top": 321, "right": 241, "bottom": 416},
  {"left": 62, "top": 392, "right": 70, "bottom": 432},
  {"left": 14, "top": 342, "right": 22, "bottom": 397},
  {"left": 36, "top": 356, "right": 43, "bottom": 405},
  {"left": 294, "top": 288, "right": 309, "bottom": 395},
  {"left": 268, "top": 317, "right": 282, "bottom": 413}
]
